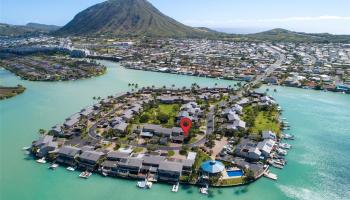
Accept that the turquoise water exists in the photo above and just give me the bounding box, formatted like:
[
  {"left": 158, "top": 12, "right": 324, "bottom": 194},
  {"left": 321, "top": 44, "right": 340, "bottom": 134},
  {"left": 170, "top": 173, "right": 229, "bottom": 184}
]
[{"left": 1, "top": 61, "right": 349, "bottom": 200}]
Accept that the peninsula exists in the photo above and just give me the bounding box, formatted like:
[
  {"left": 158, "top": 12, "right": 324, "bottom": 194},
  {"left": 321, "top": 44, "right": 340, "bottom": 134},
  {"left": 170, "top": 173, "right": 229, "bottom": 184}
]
[
  {"left": 29, "top": 86, "right": 292, "bottom": 190},
  {"left": 0, "top": 85, "right": 26, "bottom": 100}
]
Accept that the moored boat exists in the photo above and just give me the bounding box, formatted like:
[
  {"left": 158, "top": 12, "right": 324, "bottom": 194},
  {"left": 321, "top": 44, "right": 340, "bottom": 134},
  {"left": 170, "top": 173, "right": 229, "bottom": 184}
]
[
  {"left": 36, "top": 157, "right": 47, "bottom": 164},
  {"left": 79, "top": 171, "right": 92, "bottom": 179},
  {"left": 48, "top": 163, "right": 59, "bottom": 170},
  {"left": 66, "top": 167, "right": 76, "bottom": 171},
  {"left": 137, "top": 179, "right": 152, "bottom": 189},
  {"left": 264, "top": 171, "right": 278, "bottom": 180},
  {"left": 199, "top": 184, "right": 209, "bottom": 195},
  {"left": 171, "top": 183, "right": 179, "bottom": 192}
]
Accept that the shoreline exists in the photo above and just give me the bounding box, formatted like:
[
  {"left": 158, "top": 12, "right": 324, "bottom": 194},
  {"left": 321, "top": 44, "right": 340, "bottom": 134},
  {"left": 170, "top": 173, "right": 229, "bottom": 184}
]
[{"left": 0, "top": 85, "right": 26, "bottom": 100}]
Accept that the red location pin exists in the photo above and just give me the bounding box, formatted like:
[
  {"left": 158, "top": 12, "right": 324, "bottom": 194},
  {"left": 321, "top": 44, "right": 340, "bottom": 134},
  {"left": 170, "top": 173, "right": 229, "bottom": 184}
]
[{"left": 180, "top": 117, "right": 192, "bottom": 137}]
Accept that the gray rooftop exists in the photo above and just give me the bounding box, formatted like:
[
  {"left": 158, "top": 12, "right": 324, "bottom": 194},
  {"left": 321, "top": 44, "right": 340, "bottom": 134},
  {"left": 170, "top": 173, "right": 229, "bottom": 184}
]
[
  {"left": 142, "top": 156, "right": 165, "bottom": 166},
  {"left": 158, "top": 161, "right": 183, "bottom": 173},
  {"left": 79, "top": 151, "right": 105, "bottom": 162},
  {"left": 58, "top": 146, "right": 81, "bottom": 157}
]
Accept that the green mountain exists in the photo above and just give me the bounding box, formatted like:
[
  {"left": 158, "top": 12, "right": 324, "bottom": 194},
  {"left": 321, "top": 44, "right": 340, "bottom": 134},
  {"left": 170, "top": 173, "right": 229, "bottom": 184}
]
[
  {"left": 0, "top": 23, "right": 60, "bottom": 37},
  {"left": 25, "top": 23, "right": 61, "bottom": 32},
  {"left": 55, "top": 0, "right": 217, "bottom": 38},
  {"left": 245, "top": 28, "right": 350, "bottom": 43}
]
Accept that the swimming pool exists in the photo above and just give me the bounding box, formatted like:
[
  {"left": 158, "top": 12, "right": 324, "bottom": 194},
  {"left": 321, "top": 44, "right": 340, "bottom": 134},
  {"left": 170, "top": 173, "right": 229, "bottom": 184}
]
[{"left": 227, "top": 170, "right": 243, "bottom": 177}]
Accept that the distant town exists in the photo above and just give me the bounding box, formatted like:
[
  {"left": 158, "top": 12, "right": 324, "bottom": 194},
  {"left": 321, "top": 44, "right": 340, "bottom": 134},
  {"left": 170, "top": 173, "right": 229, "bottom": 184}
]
[{"left": 1, "top": 36, "right": 349, "bottom": 94}]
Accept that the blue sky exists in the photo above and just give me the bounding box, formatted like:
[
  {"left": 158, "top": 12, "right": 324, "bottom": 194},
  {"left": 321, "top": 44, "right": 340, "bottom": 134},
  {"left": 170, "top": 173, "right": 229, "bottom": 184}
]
[{"left": 1, "top": 0, "right": 350, "bottom": 34}]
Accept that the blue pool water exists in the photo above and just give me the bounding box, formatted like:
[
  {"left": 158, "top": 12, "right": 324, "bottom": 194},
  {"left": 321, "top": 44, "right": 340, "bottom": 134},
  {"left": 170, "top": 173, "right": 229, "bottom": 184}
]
[{"left": 227, "top": 170, "right": 243, "bottom": 177}]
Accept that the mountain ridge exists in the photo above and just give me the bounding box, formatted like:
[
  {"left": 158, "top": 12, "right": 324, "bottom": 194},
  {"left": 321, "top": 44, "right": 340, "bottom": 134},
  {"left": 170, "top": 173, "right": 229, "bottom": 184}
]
[{"left": 55, "top": 0, "right": 217, "bottom": 38}]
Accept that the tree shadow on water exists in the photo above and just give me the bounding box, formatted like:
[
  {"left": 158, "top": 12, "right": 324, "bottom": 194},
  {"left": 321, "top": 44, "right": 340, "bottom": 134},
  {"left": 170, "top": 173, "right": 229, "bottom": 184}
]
[
  {"left": 181, "top": 185, "right": 194, "bottom": 194},
  {"left": 233, "top": 186, "right": 249, "bottom": 195}
]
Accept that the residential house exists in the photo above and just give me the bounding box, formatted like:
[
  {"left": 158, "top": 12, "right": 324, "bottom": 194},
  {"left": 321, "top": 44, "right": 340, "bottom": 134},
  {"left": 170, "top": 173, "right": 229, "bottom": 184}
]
[{"left": 158, "top": 161, "right": 183, "bottom": 183}]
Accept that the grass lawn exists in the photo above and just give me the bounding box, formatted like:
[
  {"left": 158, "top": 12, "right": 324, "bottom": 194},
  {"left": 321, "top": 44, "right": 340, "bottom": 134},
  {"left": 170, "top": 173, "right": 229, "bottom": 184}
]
[
  {"left": 243, "top": 105, "right": 281, "bottom": 136},
  {"left": 252, "top": 111, "right": 280, "bottom": 135},
  {"left": 218, "top": 176, "right": 244, "bottom": 186},
  {"left": 193, "top": 150, "right": 211, "bottom": 170},
  {"left": 142, "top": 103, "right": 180, "bottom": 128}
]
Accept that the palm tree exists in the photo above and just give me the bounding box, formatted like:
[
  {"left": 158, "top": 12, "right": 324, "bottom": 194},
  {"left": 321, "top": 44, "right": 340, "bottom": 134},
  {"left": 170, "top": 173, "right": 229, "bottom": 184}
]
[
  {"left": 171, "top": 84, "right": 175, "bottom": 89},
  {"left": 135, "top": 83, "right": 138, "bottom": 88}
]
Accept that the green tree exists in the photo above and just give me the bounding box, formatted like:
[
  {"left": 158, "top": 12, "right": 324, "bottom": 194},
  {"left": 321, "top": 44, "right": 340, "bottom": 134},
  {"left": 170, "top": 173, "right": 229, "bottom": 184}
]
[
  {"left": 38, "top": 129, "right": 46, "bottom": 135},
  {"left": 157, "top": 112, "right": 169, "bottom": 124},
  {"left": 140, "top": 113, "right": 151, "bottom": 123}
]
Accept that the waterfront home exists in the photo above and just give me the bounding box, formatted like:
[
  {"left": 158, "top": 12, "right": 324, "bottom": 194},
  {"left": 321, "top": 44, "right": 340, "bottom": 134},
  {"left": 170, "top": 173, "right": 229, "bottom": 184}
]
[
  {"left": 233, "top": 158, "right": 265, "bottom": 179},
  {"left": 262, "top": 131, "right": 277, "bottom": 140},
  {"left": 80, "top": 106, "right": 94, "bottom": 117},
  {"left": 181, "top": 159, "right": 195, "bottom": 175},
  {"left": 77, "top": 151, "right": 105, "bottom": 171},
  {"left": 256, "top": 139, "right": 276, "bottom": 158},
  {"left": 101, "top": 160, "right": 119, "bottom": 176},
  {"left": 32, "top": 135, "right": 58, "bottom": 157},
  {"left": 141, "top": 156, "right": 166, "bottom": 173},
  {"left": 64, "top": 113, "right": 81, "bottom": 128},
  {"left": 56, "top": 146, "right": 81, "bottom": 166},
  {"left": 107, "top": 151, "right": 130, "bottom": 161},
  {"left": 234, "top": 139, "right": 262, "bottom": 161},
  {"left": 117, "top": 158, "right": 143, "bottom": 176},
  {"left": 157, "top": 161, "right": 183, "bottom": 183},
  {"left": 50, "top": 124, "right": 63, "bottom": 136}
]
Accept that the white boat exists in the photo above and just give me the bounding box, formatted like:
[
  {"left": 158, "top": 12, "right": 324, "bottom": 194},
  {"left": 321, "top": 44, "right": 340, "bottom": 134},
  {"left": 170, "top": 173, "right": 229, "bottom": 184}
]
[
  {"left": 137, "top": 179, "right": 152, "bottom": 189},
  {"left": 272, "top": 163, "right": 284, "bottom": 169},
  {"left": 66, "top": 167, "right": 76, "bottom": 171},
  {"left": 283, "top": 133, "right": 295, "bottom": 140},
  {"left": 22, "top": 146, "right": 31, "bottom": 151},
  {"left": 79, "top": 171, "right": 92, "bottom": 179},
  {"left": 264, "top": 171, "right": 278, "bottom": 180},
  {"left": 199, "top": 184, "right": 209, "bottom": 195},
  {"left": 172, "top": 183, "right": 179, "bottom": 192},
  {"left": 48, "top": 163, "right": 59, "bottom": 170},
  {"left": 279, "top": 143, "right": 292, "bottom": 149},
  {"left": 277, "top": 148, "right": 287, "bottom": 156},
  {"left": 36, "top": 157, "right": 47, "bottom": 164}
]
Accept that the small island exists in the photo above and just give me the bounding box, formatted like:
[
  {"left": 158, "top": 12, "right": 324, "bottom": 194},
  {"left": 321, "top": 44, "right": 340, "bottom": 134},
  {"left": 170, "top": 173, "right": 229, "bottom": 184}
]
[
  {"left": 0, "top": 84, "right": 26, "bottom": 100},
  {"left": 0, "top": 54, "right": 106, "bottom": 81},
  {"left": 28, "top": 86, "right": 293, "bottom": 192}
]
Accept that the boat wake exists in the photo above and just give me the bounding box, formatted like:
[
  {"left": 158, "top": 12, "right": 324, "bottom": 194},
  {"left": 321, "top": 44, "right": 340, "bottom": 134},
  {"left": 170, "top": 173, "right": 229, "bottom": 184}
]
[{"left": 277, "top": 184, "right": 346, "bottom": 200}]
